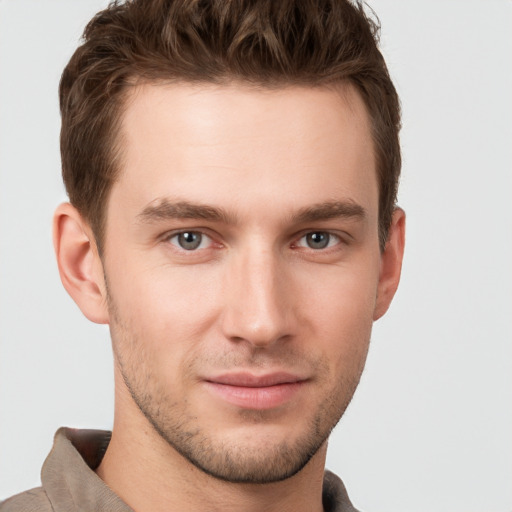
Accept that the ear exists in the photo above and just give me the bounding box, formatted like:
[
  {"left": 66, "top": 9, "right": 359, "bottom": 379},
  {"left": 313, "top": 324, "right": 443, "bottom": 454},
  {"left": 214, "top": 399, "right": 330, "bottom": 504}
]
[
  {"left": 53, "top": 202, "right": 109, "bottom": 324},
  {"left": 373, "top": 208, "right": 406, "bottom": 321}
]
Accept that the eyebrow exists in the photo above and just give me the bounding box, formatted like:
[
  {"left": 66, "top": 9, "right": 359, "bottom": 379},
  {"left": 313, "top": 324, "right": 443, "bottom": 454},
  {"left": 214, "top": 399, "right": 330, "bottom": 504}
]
[
  {"left": 292, "top": 200, "right": 367, "bottom": 224},
  {"left": 137, "top": 199, "right": 234, "bottom": 224},
  {"left": 136, "top": 198, "right": 366, "bottom": 225}
]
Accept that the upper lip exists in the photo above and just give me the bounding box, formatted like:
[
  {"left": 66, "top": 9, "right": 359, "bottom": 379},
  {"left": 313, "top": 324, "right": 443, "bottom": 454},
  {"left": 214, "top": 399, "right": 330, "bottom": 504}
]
[{"left": 205, "top": 372, "right": 307, "bottom": 388}]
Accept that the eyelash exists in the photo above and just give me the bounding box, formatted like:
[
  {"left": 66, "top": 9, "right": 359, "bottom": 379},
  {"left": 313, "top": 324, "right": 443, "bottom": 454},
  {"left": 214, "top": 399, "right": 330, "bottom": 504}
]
[
  {"left": 163, "top": 229, "right": 346, "bottom": 253},
  {"left": 165, "top": 231, "right": 216, "bottom": 251},
  {"left": 293, "top": 231, "right": 343, "bottom": 251}
]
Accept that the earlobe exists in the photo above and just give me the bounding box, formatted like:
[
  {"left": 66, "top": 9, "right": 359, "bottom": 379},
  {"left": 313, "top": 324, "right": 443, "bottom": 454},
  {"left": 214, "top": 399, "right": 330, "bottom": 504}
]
[
  {"left": 53, "top": 203, "right": 109, "bottom": 324},
  {"left": 373, "top": 208, "right": 406, "bottom": 321}
]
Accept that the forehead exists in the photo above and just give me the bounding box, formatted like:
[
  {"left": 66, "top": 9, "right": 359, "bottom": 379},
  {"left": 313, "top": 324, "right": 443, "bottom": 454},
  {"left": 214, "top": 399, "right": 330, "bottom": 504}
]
[{"left": 112, "top": 81, "right": 377, "bottom": 223}]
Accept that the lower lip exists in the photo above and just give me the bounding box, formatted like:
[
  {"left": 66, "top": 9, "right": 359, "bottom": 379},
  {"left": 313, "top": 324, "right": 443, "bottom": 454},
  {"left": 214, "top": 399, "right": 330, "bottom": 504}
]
[{"left": 204, "top": 381, "right": 304, "bottom": 410}]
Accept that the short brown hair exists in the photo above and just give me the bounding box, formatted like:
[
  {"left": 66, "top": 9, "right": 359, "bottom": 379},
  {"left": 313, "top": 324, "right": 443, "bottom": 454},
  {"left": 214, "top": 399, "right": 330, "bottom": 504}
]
[{"left": 60, "top": 0, "right": 401, "bottom": 252}]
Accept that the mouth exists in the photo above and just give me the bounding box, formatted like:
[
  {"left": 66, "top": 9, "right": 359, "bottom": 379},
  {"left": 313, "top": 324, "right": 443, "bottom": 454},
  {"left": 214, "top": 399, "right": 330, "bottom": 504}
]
[{"left": 203, "top": 372, "right": 308, "bottom": 410}]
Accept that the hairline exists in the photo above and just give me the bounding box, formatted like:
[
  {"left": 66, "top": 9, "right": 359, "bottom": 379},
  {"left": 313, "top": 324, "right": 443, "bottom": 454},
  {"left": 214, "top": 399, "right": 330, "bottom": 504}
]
[{"left": 91, "top": 76, "right": 386, "bottom": 256}]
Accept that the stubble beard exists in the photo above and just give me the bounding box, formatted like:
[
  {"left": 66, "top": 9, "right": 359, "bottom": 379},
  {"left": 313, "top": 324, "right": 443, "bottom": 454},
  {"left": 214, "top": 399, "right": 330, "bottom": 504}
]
[{"left": 108, "top": 298, "right": 368, "bottom": 484}]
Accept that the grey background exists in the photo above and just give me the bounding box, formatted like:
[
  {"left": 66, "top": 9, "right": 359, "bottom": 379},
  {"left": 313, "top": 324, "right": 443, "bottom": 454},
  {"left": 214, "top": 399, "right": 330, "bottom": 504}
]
[{"left": 1, "top": 1, "right": 511, "bottom": 510}]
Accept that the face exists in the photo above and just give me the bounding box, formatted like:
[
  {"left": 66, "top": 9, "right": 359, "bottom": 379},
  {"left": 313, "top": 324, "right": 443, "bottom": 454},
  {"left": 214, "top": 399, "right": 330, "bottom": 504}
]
[{"left": 102, "top": 83, "right": 384, "bottom": 483}]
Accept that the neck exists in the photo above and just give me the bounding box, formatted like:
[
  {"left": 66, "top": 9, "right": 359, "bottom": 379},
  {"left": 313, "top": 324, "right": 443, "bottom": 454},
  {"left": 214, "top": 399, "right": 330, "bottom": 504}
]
[{"left": 96, "top": 385, "right": 327, "bottom": 512}]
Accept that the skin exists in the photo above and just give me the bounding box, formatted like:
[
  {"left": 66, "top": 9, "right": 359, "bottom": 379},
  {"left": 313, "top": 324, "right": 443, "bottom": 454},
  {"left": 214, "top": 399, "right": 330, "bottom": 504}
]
[{"left": 54, "top": 82, "right": 405, "bottom": 512}]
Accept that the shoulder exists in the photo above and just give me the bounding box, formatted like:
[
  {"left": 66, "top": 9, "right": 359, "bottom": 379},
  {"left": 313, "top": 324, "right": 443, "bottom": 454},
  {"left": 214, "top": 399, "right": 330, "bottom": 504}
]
[
  {"left": 323, "top": 470, "right": 361, "bottom": 512},
  {"left": 0, "top": 487, "right": 52, "bottom": 512}
]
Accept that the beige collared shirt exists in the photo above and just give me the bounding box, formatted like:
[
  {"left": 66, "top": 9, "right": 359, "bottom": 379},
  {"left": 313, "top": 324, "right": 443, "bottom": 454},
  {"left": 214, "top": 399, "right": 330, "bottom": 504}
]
[{"left": 0, "top": 428, "right": 359, "bottom": 511}]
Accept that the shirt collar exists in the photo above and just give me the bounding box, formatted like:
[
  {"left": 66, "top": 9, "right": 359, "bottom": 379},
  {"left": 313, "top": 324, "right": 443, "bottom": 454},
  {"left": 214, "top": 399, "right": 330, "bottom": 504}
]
[
  {"left": 41, "top": 427, "right": 132, "bottom": 512},
  {"left": 41, "top": 427, "right": 358, "bottom": 512}
]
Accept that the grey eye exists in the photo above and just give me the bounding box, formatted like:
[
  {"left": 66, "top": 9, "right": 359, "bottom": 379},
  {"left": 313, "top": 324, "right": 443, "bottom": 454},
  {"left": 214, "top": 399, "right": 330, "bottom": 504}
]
[
  {"left": 175, "top": 232, "right": 203, "bottom": 250},
  {"left": 305, "top": 232, "right": 331, "bottom": 249}
]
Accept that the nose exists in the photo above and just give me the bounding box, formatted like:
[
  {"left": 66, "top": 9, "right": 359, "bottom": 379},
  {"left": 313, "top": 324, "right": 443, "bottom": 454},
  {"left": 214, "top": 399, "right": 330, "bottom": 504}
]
[{"left": 220, "top": 246, "right": 295, "bottom": 348}]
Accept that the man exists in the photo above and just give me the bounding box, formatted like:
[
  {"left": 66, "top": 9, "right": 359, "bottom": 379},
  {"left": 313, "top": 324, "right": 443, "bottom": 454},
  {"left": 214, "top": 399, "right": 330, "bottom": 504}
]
[{"left": 1, "top": 0, "right": 405, "bottom": 510}]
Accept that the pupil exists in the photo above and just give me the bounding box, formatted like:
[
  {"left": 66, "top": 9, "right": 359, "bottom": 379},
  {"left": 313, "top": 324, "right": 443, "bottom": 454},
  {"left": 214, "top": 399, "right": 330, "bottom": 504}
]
[
  {"left": 307, "top": 232, "right": 329, "bottom": 249},
  {"left": 179, "top": 232, "right": 201, "bottom": 250}
]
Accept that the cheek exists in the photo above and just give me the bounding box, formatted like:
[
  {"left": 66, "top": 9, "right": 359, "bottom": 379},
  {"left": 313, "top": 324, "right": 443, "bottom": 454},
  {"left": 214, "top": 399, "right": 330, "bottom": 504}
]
[
  {"left": 107, "top": 261, "right": 223, "bottom": 366},
  {"left": 299, "top": 263, "right": 378, "bottom": 367}
]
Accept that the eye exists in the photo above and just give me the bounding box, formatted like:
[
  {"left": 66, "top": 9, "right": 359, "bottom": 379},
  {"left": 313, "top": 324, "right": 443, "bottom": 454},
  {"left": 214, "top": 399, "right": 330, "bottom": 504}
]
[
  {"left": 168, "top": 231, "right": 212, "bottom": 251},
  {"left": 296, "top": 231, "right": 341, "bottom": 250}
]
